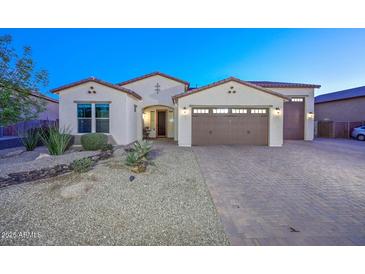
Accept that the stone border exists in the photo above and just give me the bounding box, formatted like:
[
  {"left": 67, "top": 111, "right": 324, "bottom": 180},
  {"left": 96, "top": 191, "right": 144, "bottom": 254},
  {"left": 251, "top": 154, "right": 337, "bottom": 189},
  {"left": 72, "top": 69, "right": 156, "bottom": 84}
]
[{"left": 0, "top": 150, "right": 113, "bottom": 189}]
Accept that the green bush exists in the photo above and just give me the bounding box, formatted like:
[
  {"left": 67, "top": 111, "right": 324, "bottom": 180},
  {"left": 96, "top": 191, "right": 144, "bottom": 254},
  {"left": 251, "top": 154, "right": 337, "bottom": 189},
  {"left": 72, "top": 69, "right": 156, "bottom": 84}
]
[
  {"left": 40, "top": 127, "right": 72, "bottom": 155},
  {"left": 20, "top": 128, "right": 40, "bottom": 151},
  {"left": 101, "top": 143, "right": 113, "bottom": 151},
  {"left": 71, "top": 158, "right": 93, "bottom": 173},
  {"left": 81, "top": 133, "right": 108, "bottom": 151}
]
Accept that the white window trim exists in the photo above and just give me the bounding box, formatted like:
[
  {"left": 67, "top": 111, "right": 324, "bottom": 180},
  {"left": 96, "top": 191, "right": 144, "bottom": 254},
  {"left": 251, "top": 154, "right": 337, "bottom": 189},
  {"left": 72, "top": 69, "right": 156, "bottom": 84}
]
[
  {"left": 232, "top": 108, "right": 247, "bottom": 114},
  {"left": 193, "top": 109, "right": 209, "bottom": 114},
  {"left": 77, "top": 102, "right": 110, "bottom": 134},
  {"left": 291, "top": 97, "right": 304, "bottom": 102},
  {"left": 212, "top": 108, "right": 229, "bottom": 114},
  {"left": 251, "top": 109, "right": 267, "bottom": 114}
]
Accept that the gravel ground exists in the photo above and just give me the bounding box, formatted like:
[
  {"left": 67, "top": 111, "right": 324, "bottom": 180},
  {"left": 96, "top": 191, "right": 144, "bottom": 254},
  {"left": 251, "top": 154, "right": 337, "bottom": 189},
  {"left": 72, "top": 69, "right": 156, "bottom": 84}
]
[
  {"left": 0, "top": 141, "right": 229, "bottom": 245},
  {"left": 0, "top": 147, "right": 99, "bottom": 178}
]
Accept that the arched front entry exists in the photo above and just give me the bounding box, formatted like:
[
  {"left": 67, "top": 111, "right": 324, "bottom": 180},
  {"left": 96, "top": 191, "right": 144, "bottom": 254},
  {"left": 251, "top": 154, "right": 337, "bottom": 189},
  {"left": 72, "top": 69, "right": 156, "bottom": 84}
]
[{"left": 142, "top": 105, "right": 174, "bottom": 139}]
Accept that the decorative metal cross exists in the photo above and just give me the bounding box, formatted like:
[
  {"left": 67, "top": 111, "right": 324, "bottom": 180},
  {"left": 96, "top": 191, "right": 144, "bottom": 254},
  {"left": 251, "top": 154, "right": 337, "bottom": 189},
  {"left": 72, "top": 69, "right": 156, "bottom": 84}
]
[{"left": 154, "top": 83, "right": 161, "bottom": 94}]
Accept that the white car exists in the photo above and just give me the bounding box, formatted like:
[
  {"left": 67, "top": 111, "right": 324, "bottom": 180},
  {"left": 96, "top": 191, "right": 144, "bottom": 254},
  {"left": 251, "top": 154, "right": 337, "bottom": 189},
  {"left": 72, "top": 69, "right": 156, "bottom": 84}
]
[{"left": 351, "top": 126, "right": 365, "bottom": 141}]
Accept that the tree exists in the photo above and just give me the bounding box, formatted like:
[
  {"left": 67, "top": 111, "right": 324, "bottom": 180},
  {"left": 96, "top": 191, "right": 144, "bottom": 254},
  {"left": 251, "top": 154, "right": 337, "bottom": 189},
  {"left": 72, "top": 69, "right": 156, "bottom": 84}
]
[{"left": 0, "top": 34, "right": 49, "bottom": 127}]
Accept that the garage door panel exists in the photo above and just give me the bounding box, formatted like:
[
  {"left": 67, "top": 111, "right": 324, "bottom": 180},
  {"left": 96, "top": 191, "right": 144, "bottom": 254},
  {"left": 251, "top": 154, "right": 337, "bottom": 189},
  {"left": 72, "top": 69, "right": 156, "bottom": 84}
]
[{"left": 192, "top": 109, "right": 268, "bottom": 146}]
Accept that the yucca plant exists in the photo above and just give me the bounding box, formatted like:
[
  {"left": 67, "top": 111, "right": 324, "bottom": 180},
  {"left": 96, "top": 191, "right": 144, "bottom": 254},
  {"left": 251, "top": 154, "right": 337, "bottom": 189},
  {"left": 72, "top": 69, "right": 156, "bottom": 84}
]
[
  {"left": 40, "top": 126, "right": 72, "bottom": 155},
  {"left": 20, "top": 128, "right": 40, "bottom": 151}
]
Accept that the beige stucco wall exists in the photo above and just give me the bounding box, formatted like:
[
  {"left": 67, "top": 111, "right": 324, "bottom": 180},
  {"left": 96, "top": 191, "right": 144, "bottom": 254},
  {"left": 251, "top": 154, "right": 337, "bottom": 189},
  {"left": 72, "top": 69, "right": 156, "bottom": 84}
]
[
  {"left": 270, "top": 87, "right": 315, "bottom": 141},
  {"left": 315, "top": 97, "right": 365, "bottom": 122},
  {"left": 58, "top": 81, "right": 139, "bottom": 145},
  {"left": 121, "top": 75, "right": 185, "bottom": 140},
  {"left": 143, "top": 105, "right": 174, "bottom": 138},
  {"left": 177, "top": 81, "right": 284, "bottom": 147}
]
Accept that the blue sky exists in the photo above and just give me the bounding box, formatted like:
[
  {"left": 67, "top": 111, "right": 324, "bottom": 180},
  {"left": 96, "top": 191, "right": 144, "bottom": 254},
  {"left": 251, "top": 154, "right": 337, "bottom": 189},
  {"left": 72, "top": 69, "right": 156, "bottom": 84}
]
[{"left": 2, "top": 29, "right": 365, "bottom": 98}]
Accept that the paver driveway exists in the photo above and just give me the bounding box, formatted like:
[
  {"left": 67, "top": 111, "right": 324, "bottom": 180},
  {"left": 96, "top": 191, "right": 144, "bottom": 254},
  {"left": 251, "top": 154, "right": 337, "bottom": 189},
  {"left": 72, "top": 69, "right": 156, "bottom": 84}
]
[{"left": 193, "top": 139, "right": 365, "bottom": 245}]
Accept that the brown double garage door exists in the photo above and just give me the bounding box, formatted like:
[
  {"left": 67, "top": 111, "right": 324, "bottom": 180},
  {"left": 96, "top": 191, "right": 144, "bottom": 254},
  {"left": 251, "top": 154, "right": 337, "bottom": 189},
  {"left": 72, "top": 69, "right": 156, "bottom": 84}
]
[{"left": 192, "top": 108, "right": 269, "bottom": 145}]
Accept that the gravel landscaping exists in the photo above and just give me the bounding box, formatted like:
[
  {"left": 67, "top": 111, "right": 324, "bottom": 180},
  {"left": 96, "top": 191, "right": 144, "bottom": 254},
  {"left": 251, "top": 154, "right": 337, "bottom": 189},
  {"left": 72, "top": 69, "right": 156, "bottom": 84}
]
[
  {"left": 0, "top": 146, "right": 99, "bottom": 179},
  {"left": 0, "top": 141, "right": 229, "bottom": 245}
]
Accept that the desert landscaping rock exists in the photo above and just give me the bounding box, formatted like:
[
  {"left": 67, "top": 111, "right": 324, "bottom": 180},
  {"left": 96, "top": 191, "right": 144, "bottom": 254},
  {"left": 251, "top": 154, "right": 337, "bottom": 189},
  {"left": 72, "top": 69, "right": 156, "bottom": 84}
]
[
  {"left": 0, "top": 149, "right": 113, "bottom": 188},
  {"left": 0, "top": 141, "right": 229, "bottom": 245}
]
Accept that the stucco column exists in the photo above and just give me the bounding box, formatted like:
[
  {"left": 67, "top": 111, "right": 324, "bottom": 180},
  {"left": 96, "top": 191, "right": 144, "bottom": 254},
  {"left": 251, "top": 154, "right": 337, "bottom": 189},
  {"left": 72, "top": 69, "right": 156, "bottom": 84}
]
[
  {"left": 174, "top": 105, "right": 178, "bottom": 141},
  {"left": 304, "top": 96, "right": 315, "bottom": 140},
  {"left": 137, "top": 106, "right": 143, "bottom": 141}
]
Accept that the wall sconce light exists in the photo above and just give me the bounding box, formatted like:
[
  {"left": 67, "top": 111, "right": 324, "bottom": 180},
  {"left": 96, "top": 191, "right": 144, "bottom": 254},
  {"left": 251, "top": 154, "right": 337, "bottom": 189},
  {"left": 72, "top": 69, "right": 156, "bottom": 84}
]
[
  {"left": 183, "top": 107, "right": 188, "bottom": 115},
  {"left": 275, "top": 107, "right": 281, "bottom": 115},
  {"left": 307, "top": 112, "right": 314, "bottom": 119},
  {"left": 142, "top": 112, "right": 146, "bottom": 119}
]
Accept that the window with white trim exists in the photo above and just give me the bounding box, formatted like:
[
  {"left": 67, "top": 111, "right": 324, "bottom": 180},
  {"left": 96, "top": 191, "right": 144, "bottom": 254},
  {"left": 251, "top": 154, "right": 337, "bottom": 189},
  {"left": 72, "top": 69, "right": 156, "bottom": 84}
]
[
  {"left": 212, "top": 108, "right": 228, "bottom": 114},
  {"left": 77, "top": 103, "right": 110, "bottom": 133},
  {"left": 193, "top": 109, "right": 209, "bottom": 114},
  {"left": 251, "top": 109, "right": 267, "bottom": 114},
  {"left": 77, "top": 104, "right": 92, "bottom": 133},
  {"left": 231, "top": 109, "right": 247, "bottom": 114},
  {"left": 95, "top": 104, "right": 110, "bottom": 133},
  {"left": 291, "top": 98, "right": 304, "bottom": 102}
]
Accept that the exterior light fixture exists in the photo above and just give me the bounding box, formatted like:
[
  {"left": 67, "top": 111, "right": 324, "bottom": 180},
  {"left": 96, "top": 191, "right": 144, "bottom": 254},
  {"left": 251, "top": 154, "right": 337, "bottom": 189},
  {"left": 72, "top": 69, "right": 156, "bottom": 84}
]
[
  {"left": 307, "top": 112, "right": 314, "bottom": 119},
  {"left": 275, "top": 107, "right": 281, "bottom": 115},
  {"left": 183, "top": 107, "right": 188, "bottom": 115},
  {"left": 142, "top": 112, "right": 146, "bottom": 119}
]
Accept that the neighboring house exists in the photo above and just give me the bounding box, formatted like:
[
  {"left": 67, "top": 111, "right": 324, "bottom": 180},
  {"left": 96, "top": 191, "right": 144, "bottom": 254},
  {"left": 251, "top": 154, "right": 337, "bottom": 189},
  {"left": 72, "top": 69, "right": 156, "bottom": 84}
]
[
  {"left": 51, "top": 72, "right": 320, "bottom": 147},
  {"left": 315, "top": 85, "right": 365, "bottom": 122},
  {"left": 0, "top": 91, "right": 59, "bottom": 137},
  {"left": 29, "top": 91, "right": 59, "bottom": 121},
  {"left": 0, "top": 91, "right": 59, "bottom": 149}
]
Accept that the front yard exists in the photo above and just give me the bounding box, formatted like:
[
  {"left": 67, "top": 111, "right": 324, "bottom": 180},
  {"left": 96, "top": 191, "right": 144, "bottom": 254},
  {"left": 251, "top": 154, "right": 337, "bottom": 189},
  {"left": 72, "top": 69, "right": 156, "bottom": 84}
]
[{"left": 0, "top": 142, "right": 229, "bottom": 245}]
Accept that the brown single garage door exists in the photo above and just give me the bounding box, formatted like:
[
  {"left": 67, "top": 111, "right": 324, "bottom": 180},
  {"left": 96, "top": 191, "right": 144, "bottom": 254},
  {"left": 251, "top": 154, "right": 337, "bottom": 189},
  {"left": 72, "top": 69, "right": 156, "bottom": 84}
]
[
  {"left": 192, "top": 107, "right": 268, "bottom": 145},
  {"left": 284, "top": 97, "right": 304, "bottom": 140}
]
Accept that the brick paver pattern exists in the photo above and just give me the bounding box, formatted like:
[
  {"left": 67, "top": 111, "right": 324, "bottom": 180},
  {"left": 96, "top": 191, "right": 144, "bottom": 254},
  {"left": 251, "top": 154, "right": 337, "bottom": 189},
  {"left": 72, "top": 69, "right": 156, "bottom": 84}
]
[{"left": 193, "top": 139, "right": 365, "bottom": 245}]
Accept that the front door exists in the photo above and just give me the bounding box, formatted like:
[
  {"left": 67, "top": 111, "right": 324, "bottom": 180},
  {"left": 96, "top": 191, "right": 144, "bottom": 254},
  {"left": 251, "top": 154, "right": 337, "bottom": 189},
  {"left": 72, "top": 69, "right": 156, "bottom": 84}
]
[{"left": 157, "top": 111, "right": 166, "bottom": 137}]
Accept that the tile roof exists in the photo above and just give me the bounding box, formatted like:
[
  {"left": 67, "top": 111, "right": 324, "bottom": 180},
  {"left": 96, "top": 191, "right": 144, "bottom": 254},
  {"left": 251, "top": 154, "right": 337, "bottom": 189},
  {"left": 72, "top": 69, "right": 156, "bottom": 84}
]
[
  {"left": 315, "top": 85, "right": 365, "bottom": 104},
  {"left": 50, "top": 77, "right": 142, "bottom": 100},
  {"left": 30, "top": 91, "right": 59, "bottom": 104},
  {"left": 172, "top": 77, "right": 290, "bottom": 103},
  {"left": 248, "top": 81, "right": 321, "bottom": 88},
  {"left": 117, "top": 71, "right": 190, "bottom": 87}
]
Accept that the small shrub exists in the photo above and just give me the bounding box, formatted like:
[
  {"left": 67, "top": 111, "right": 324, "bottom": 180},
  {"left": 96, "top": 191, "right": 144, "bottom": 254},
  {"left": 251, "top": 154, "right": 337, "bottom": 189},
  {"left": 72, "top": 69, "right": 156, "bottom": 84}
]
[
  {"left": 71, "top": 158, "right": 93, "bottom": 173},
  {"left": 40, "top": 127, "right": 72, "bottom": 155},
  {"left": 101, "top": 143, "right": 113, "bottom": 151},
  {"left": 81, "top": 133, "right": 108, "bottom": 151},
  {"left": 125, "top": 151, "right": 141, "bottom": 167},
  {"left": 124, "top": 141, "right": 153, "bottom": 173},
  {"left": 20, "top": 128, "right": 40, "bottom": 151},
  {"left": 133, "top": 140, "right": 152, "bottom": 160}
]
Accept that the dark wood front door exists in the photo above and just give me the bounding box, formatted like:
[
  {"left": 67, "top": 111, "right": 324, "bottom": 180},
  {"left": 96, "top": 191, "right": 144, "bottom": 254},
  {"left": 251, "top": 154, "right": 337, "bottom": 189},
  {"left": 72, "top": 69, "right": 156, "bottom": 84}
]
[
  {"left": 284, "top": 98, "right": 305, "bottom": 140},
  {"left": 157, "top": 111, "right": 166, "bottom": 137}
]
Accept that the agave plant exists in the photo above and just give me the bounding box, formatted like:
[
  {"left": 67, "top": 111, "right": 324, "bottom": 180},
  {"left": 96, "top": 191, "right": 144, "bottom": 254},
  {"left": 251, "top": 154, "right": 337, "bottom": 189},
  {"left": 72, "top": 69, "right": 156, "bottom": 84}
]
[
  {"left": 124, "top": 140, "right": 153, "bottom": 173},
  {"left": 20, "top": 128, "right": 40, "bottom": 151},
  {"left": 133, "top": 140, "right": 152, "bottom": 160},
  {"left": 125, "top": 151, "right": 141, "bottom": 167}
]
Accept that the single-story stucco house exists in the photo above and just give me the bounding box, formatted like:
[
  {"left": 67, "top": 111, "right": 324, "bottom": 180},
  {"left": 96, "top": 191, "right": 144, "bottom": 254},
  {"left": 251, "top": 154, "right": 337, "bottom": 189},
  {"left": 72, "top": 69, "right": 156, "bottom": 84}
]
[{"left": 51, "top": 72, "right": 320, "bottom": 147}]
